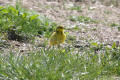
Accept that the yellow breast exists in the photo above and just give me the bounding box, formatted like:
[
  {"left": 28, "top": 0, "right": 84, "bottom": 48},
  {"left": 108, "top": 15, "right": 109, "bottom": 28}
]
[{"left": 49, "top": 32, "right": 66, "bottom": 46}]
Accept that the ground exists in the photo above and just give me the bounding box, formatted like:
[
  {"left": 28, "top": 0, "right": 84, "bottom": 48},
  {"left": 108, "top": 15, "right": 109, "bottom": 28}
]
[
  {"left": 0, "top": 0, "right": 120, "bottom": 53},
  {"left": 0, "top": 0, "right": 120, "bottom": 79}
]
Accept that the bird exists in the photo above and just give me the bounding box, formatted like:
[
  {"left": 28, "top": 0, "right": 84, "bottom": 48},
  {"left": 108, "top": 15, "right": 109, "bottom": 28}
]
[{"left": 49, "top": 25, "right": 66, "bottom": 48}]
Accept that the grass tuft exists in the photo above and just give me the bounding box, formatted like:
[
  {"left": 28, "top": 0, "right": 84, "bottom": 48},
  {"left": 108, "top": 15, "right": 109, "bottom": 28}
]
[{"left": 0, "top": 45, "right": 120, "bottom": 79}]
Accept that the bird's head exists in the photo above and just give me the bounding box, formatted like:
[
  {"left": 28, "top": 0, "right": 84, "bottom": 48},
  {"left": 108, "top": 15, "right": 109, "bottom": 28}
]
[{"left": 56, "top": 25, "right": 65, "bottom": 32}]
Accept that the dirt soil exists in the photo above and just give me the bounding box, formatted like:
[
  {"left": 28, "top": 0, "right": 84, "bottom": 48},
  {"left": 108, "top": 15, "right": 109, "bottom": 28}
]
[{"left": 0, "top": 0, "right": 120, "bottom": 53}]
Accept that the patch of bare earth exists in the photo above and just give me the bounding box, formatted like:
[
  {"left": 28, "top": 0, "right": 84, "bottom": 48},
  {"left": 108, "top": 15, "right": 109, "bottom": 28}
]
[{"left": 0, "top": 0, "right": 120, "bottom": 52}]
